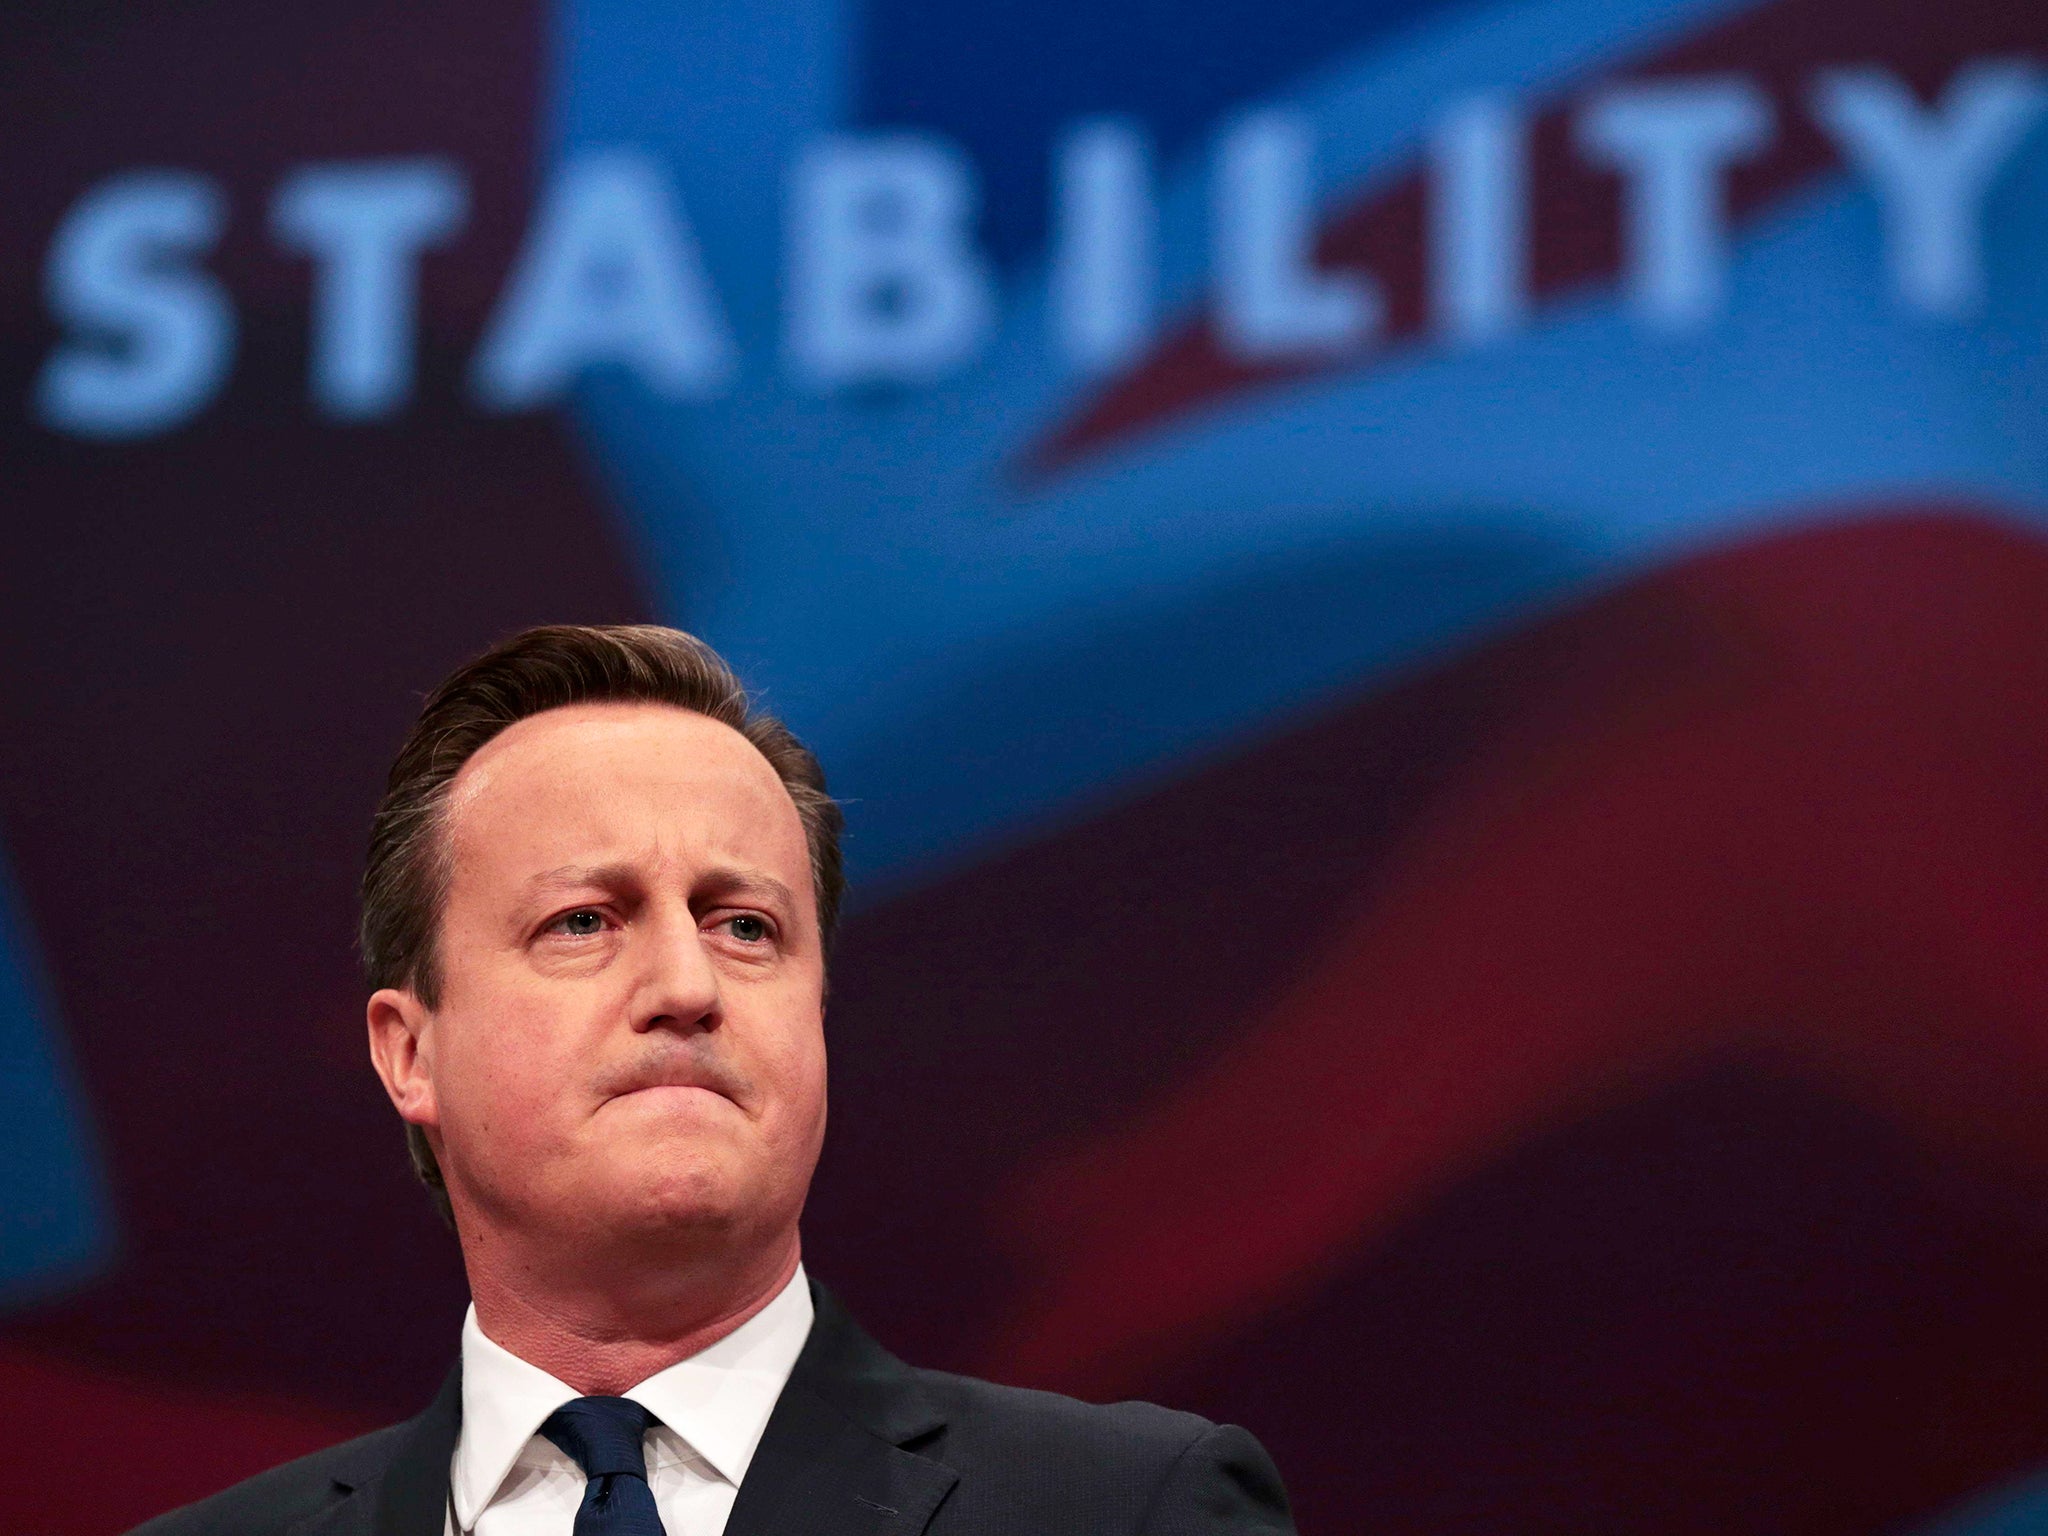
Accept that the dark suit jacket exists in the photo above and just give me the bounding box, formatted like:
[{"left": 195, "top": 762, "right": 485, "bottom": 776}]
[{"left": 130, "top": 1282, "right": 1295, "bottom": 1535}]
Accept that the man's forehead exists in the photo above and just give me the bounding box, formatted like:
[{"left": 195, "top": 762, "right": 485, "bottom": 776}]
[
  {"left": 456, "top": 701, "right": 773, "bottom": 792},
  {"left": 443, "top": 702, "right": 805, "bottom": 872}
]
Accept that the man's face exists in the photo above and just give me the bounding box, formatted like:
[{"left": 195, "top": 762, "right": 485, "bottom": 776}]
[{"left": 397, "top": 702, "right": 827, "bottom": 1259}]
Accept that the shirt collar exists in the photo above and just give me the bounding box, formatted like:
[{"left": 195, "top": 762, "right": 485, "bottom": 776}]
[
  {"left": 626, "top": 1261, "right": 813, "bottom": 1486},
  {"left": 453, "top": 1262, "right": 814, "bottom": 1529}
]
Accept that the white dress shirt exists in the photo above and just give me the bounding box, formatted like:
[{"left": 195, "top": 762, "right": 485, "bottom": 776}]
[{"left": 448, "top": 1264, "right": 814, "bottom": 1536}]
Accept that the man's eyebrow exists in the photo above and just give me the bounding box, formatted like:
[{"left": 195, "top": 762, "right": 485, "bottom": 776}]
[
  {"left": 700, "top": 869, "right": 799, "bottom": 910},
  {"left": 519, "top": 863, "right": 797, "bottom": 909},
  {"left": 522, "top": 862, "right": 637, "bottom": 893}
]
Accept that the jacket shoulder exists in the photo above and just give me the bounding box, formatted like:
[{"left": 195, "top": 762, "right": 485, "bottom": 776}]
[
  {"left": 910, "top": 1364, "right": 1216, "bottom": 1461},
  {"left": 126, "top": 1421, "right": 410, "bottom": 1536},
  {"left": 798, "top": 1285, "right": 1292, "bottom": 1530},
  {"left": 901, "top": 1366, "right": 1293, "bottom": 1532}
]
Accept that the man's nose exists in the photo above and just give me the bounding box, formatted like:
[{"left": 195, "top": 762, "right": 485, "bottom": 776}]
[{"left": 630, "top": 912, "right": 723, "bottom": 1034}]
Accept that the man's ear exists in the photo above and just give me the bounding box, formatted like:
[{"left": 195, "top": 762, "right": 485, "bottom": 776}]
[{"left": 367, "top": 988, "right": 440, "bottom": 1131}]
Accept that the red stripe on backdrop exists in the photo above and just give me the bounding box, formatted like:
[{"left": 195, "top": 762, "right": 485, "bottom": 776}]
[
  {"left": 0, "top": 1343, "right": 376, "bottom": 1535},
  {"left": 982, "top": 509, "right": 2048, "bottom": 1396},
  {"left": 1019, "top": 0, "right": 2048, "bottom": 477}
]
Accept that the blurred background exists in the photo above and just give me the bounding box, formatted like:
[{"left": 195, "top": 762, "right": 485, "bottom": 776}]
[{"left": 5, "top": 0, "right": 2048, "bottom": 1530}]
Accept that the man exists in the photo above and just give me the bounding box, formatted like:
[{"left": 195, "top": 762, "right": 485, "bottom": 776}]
[{"left": 135, "top": 624, "right": 1293, "bottom": 1536}]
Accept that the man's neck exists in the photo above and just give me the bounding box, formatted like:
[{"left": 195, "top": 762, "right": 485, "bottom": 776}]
[{"left": 464, "top": 1234, "right": 803, "bottom": 1397}]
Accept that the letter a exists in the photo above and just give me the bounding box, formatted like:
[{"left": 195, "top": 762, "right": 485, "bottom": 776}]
[{"left": 472, "top": 149, "right": 735, "bottom": 408}]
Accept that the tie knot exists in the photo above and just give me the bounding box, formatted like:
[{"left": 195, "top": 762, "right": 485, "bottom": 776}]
[{"left": 541, "top": 1396, "right": 659, "bottom": 1482}]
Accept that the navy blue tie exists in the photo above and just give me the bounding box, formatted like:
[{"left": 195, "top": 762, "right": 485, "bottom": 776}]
[{"left": 541, "top": 1397, "right": 669, "bottom": 1536}]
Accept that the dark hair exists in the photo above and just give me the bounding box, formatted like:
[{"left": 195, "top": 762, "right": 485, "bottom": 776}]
[{"left": 360, "top": 623, "right": 844, "bottom": 1224}]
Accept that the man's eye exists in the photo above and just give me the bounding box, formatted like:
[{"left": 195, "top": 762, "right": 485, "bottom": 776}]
[
  {"left": 554, "top": 909, "right": 606, "bottom": 937},
  {"left": 726, "top": 914, "right": 770, "bottom": 943}
]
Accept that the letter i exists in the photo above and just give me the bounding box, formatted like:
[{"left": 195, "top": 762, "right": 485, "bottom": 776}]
[{"left": 1429, "top": 96, "right": 1528, "bottom": 343}]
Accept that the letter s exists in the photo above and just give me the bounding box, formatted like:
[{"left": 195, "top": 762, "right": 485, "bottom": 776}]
[{"left": 36, "top": 171, "right": 235, "bottom": 439}]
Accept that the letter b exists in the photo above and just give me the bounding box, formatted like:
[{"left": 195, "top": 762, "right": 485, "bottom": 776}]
[{"left": 785, "top": 134, "right": 995, "bottom": 388}]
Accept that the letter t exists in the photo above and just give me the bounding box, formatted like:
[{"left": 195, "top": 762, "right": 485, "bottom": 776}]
[{"left": 271, "top": 160, "right": 468, "bottom": 419}]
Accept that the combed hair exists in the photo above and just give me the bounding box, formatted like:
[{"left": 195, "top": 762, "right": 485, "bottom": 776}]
[{"left": 359, "top": 623, "right": 844, "bottom": 1224}]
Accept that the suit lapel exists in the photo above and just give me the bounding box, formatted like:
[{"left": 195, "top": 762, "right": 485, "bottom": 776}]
[
  {"left": 725, "top": 1380, "right": 957, "bottom": 1536},
  {"left": 724, "top": 1286, "right": 958, "bottom": 1536},
  {"left": 286, "top": 1365, "right": 461, "bottom": 1536},
  {"left": 369, "top": 1364, "right": 463, "bottom": 1536}
]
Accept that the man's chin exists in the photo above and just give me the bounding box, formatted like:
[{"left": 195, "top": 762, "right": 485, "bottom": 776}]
[{"left": 596, "top": 1151, "right": 754, "bottom": 1240}]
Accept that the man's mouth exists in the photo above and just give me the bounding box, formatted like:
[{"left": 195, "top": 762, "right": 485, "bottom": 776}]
[{"left": 599, "top": 1056, "right": 748, "bottom": 1108}]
